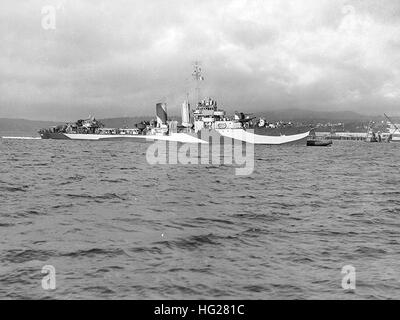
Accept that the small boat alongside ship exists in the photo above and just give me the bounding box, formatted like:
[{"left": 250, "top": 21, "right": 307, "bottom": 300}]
[
  {"left": 307, "top": 140, "right": 333, "bottom": 147},
  {"left": 306, "top": 129, "right": 333, "bottom": 147}
]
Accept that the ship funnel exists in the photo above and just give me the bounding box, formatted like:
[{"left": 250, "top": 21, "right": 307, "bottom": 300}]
[
  {"left": 181, "top": 100, "right": 191, "bottom": 127},
  {"left": 156, "top": 103, "right": 168, "bottom": 127}
]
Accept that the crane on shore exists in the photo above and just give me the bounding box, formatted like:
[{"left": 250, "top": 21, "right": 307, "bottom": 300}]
[{"left": 384, "top": 113, "right": 400, "bottom": 132}]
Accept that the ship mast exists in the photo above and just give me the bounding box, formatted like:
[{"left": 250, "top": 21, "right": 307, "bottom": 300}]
[{"left": 192, "top": 61, "right": 204, "bottom": 105}]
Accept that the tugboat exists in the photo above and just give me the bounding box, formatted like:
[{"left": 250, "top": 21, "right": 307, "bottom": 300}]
[{"left": 306, "top": 129, "right": 333, "bottom": 147}]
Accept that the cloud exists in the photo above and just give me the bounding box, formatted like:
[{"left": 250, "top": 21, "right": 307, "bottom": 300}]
[{"left": 0, "top": 0, "right": 400, "bottom": 120}]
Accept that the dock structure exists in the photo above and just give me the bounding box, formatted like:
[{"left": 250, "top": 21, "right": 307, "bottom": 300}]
[{"left": 316, "top": 132, "right": 367, "bottom": 141}]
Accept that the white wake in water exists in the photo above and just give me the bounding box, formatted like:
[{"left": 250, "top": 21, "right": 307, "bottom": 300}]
[{"left": 1, "top": 136, "right": 41, "bottom": 140}]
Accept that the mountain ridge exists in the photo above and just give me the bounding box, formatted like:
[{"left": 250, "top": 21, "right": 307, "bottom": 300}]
[{"left": 0, "top": 109, "right": 397, "bottom": 136}]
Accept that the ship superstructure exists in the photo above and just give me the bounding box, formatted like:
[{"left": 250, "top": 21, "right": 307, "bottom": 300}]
[{"left": 192, "top": 98, "right": 241, "bottom": 132}]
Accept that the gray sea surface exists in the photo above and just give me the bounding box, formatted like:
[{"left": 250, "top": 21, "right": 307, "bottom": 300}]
[{"left": 1, "top": 137, "right": 399, "bottom": 299}]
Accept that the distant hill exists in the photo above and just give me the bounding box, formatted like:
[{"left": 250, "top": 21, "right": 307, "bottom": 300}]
[
  {"left": 1, "top": 110, "right": 396, "bottom": 136},
  {"left": 0, "top": 117, "right": 157, "bottom": 136},
  {"left": 101, "top": 110, "right": 378, "bottom": 126},
  {"left": 99, "top": 116, "right": 154, "bottom": 128},
  {"left": 255, "top": 109, "right": 371, "bottom": 123},
  {"left": 0, "top": 118, "right": 61, "bottom": 137}
]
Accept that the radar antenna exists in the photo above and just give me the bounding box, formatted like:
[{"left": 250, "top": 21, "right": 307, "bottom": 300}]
[{"left": 192, "top": 61, "right": 204, "bottom": 105}]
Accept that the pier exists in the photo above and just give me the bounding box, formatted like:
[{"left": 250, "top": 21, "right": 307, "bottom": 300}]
[{"left": 316, "top": 132, "right": 366, "bottom": 141}]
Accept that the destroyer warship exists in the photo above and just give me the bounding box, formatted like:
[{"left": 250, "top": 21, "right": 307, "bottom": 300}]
[{"left": 39, "top": 65, "right": 310, "bottom": 145}]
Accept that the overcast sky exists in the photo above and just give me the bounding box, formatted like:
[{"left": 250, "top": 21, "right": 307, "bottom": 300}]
[{"left": 1, "top": 0, "right": 400, "bottom": 120}]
